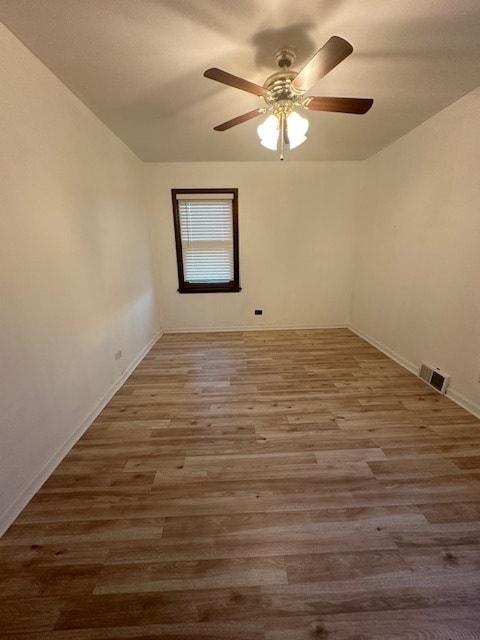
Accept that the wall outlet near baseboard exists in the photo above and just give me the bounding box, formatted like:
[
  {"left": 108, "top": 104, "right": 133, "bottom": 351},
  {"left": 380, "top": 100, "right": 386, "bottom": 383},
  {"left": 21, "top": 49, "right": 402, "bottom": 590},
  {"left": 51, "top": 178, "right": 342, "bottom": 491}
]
[{"left": 254, "top": 309, "right": 263, "bottom": 315}]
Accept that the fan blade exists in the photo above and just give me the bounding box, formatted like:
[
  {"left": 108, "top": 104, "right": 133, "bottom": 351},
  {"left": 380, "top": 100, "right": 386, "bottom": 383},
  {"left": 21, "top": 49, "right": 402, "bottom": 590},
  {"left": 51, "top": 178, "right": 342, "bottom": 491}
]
[
  {"left": 213, "top": 109, "right": 265, "bottom": 131},
  {"left": 204, "top": 68, "right": 268, "bottom": 97},
  {"left": 303, "top": 96, "right": 373, "bottom": 114},
  {"left": 292, "top": 36, "right": 353, "bottom": 93}
]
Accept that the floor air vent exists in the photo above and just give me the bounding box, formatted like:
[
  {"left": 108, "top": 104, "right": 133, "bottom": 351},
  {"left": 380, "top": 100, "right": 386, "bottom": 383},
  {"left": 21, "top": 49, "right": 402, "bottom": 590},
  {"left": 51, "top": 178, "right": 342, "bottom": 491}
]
[{"left": 418, "top": 364, "right": 449, "bottom": 394}]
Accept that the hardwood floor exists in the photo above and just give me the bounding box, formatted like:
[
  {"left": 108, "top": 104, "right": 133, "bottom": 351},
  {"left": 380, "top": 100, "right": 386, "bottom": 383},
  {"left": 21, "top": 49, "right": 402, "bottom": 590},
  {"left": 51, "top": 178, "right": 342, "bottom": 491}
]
[{"left": 1, "top": 329, "right": 480, "bottom": 639}]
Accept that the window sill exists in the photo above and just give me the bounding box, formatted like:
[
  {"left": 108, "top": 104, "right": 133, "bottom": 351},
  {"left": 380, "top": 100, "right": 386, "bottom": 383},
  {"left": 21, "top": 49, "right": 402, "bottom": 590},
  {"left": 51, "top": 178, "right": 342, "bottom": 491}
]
[{"left": 177, "top": 284, "right": 242, "bottom": 294}]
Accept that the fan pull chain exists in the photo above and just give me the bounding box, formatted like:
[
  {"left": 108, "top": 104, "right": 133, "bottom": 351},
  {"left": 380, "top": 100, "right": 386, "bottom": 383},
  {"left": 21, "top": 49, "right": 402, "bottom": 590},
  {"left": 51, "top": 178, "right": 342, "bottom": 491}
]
[{"left": 280, "top": 113, "right": 285, "bottom": 161}]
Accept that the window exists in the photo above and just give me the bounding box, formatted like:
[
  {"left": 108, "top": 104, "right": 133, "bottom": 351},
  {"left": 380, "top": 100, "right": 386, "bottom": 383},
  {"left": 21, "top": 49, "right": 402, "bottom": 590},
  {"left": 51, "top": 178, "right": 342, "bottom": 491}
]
[{"left": 171, "top": 188, "right": 240, "bottom": 293}]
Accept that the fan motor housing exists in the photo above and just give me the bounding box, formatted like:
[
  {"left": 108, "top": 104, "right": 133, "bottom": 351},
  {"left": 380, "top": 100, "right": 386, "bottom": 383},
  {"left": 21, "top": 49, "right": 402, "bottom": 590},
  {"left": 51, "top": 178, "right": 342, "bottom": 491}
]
[{"left": 264, "top": 70, "right": 303, "bottom": 106}]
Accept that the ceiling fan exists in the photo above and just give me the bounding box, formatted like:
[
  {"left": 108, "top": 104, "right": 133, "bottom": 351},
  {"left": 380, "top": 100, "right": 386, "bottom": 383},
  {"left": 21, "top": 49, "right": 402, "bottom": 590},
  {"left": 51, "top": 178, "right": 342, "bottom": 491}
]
[{"left": 204, "top": 36, "right": 373, "bottom": 158}]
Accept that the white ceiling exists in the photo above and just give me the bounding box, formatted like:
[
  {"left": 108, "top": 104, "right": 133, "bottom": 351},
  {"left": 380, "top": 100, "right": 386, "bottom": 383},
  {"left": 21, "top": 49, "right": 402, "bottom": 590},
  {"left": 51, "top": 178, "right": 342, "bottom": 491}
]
[{"left": 2, "top": 0, "right": 480, "bottom": 162}]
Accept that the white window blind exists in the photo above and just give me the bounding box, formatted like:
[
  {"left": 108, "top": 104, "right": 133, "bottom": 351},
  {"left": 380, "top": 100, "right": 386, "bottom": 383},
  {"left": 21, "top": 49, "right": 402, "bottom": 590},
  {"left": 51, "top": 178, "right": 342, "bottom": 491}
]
[{"left": 177, "top": 194, "right": 234, "bottom": 284}]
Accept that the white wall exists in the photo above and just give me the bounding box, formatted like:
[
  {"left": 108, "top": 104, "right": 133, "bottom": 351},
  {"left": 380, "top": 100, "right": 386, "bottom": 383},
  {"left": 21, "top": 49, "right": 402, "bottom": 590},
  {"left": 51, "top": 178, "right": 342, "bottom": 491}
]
[
  {"left": 146, "top": 161, "right": 363, "bottom": 331},
  {"left": 351, "top": 87, "right": 480, "bottom": 416},
  {"left": 0, "top": 26, "right": 160, "bottom": 534}
]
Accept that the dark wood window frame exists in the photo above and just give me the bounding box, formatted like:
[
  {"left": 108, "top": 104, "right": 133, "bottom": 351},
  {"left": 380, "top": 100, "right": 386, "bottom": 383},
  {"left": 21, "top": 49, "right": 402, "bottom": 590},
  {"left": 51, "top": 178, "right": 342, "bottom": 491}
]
[{"left": 171, "top": 188, "right": 241, "bottom": 294}]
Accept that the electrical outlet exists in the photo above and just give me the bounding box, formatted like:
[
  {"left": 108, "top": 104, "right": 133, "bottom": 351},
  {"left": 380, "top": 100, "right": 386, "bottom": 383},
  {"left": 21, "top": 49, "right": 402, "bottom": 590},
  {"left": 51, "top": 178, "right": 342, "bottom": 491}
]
[
  {"left": 254, "top": 309, "right": 263, "bottom": 315},
  {"left": 114, "top": 350, "right": 122, "bottom": 361}
]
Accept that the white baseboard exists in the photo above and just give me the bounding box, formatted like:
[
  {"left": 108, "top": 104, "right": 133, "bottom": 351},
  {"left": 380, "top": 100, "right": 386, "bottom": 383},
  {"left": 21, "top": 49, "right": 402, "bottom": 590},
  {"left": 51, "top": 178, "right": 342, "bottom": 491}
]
[
  {"left": 447, "top": 389, "right": 480, "bottom": 420},
  {"left": 0, "top": 331, "right": 162, "bottom": 538},
  {"left": 348, "top": 326, "right": 418, "bottom": 375},
  {"left": 349, "top": 325, "right": 480, "bottom": 420},
  {"left": 163, "top": 323, "right": 347, "bottom": 334}
]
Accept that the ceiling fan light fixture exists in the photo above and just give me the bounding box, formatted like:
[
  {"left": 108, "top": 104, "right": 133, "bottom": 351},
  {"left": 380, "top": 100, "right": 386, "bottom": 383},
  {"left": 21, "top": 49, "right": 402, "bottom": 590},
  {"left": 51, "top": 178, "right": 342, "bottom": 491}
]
[
  {"left": 257, "top": 114, "right": 279, "bottom": 150},
  {"left": 286, "top": 111, "right": 309, "bottom": 149},
  {"left": 257, "top": 110, "right": 309, "bottom": 153},
  {"left": 206, "top": 36, "right": 373, "bottom": 157}
]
